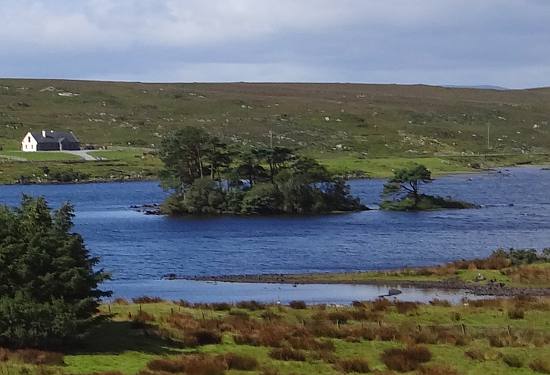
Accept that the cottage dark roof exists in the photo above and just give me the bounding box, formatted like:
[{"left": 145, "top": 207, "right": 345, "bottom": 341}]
[{"left": 31, "top": 131, "right": 79, "bottom": 144}]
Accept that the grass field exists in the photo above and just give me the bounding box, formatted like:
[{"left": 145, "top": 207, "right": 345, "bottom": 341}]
[
  {"left": 3, "top": 297, "right": 550, "bottom": 374},
  {"left": 1, "top": 79, "right": 550, "bottom": 183}
]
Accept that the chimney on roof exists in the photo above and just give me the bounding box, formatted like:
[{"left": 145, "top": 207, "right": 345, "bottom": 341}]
[{"left": 42, "top": 130, "right": 46, "bottom": 137}]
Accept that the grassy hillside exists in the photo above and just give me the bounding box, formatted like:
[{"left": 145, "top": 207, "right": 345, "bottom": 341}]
[{"left": 1, "top": 79, "right": 550, "bottom": 182}]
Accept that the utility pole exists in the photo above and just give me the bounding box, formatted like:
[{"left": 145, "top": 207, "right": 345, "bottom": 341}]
[{"left": 487, "top": 122, "right": 491, "bottom": 150}]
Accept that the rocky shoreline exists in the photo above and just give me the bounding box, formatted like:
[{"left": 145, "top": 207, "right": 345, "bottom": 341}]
[{"left": 171, "top": 273, "right": 550, "bottom": 297}]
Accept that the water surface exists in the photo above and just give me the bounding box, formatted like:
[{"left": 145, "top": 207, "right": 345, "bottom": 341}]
[{"left": 1, "top": 167, "right": 549, "bottom": 301}]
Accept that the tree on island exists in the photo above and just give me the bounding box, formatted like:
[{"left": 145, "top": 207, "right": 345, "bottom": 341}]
[
  {"left": 159, "top": 126, "right": 365, "bottom": 215},
  {"left": 383, "top": 164, "right": 432, "bottom": 207},
  {"left": 0, "top": 196, "right": 110, "bottom": 348},
  {"left": 381, "top": 164, "right": 475, "bottom": 211}
]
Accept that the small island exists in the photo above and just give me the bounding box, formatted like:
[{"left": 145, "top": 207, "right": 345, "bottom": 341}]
[
  {"left": 380, "top": 164, "right": 477, "bottom": 211},
  {"left": 159, "top": 127, "right": 366, "bottom": 216}
]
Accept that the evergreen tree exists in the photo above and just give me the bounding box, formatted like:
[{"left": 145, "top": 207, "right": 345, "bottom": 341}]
[{"left": 0, "top": 196, "right": 110, "bottom": 348}]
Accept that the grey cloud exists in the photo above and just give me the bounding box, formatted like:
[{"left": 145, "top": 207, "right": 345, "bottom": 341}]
[{"left": 0, "top": 0, "right": 549, "bottom": 88}]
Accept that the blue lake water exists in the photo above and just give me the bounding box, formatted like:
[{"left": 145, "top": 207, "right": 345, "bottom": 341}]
[{"left": 1, "top": 167, "right": 549, "bottom": 303}]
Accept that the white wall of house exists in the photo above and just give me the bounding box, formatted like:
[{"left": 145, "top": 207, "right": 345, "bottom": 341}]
[{"left": 21, "top": 132, "right": 38, "bottom": 152}]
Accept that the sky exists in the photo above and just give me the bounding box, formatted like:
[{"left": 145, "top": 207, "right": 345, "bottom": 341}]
[{"left": 1, "top": 0, "right": 549, "bottom": 88}]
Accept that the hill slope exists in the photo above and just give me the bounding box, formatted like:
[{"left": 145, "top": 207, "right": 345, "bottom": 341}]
[{"left": 1, "top": 79, "right": 549, "bottom": 156}]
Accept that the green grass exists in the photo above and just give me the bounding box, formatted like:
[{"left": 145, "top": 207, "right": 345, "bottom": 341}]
[
  {"left": 2, "top": 298, "right": 548, "bottom": 374},
  {"left": 0, "top": 151, "right": 81, "bottom": 161}
]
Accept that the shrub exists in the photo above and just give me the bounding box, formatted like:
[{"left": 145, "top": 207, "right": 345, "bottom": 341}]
[
  {"left": 147, "top": 358, "right": 186, "bottom": 373},
  {"left": 508, "top": 308, "right": 525, "bottom": 320},
  {"left": 395, "top": 302, "right": 418, "bottom": 314},
  {"left": 336, "top": 358, "right": 371, "bottom": 373},
  {"left": 530, "top": 358, "right": 550, "bottom": 374},
  {"left": 182, "top": 355, "right": 226, "bottom": 375},
  {"left": 464, "top": 349, "right": 485, "bottom": 361},
  {"left": 187, "top": 330, "right": 222, "bottom": 346},
  {"left": 288, "top": 300, "right": 307, "bottom": 309},
  {"left": 132, "top": 296, "right": 164, "bottom": 304},
  {"left": 381, "top": 346, "right": 432, "bottom": 372},
  {"left": 2, "top": 349, "right": 65, "bottom": 365},
  {"left": 269, "top": 347, "right": 306, "bottom": 361},
  {"left": 377, "top": 326, "right": 399, "bottom": 341},
  {"left": 224, "top": 352, "right": 259, "bottom": 370},
  {"left": 502, "top": 354, "right": 523, "bottom": 368}
]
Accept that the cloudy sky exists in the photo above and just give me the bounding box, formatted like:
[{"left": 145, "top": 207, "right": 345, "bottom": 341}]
[{"left": 1, "top": 0, "right": 549, "bottom": 88}]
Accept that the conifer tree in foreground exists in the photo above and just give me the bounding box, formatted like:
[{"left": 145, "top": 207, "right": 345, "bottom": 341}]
[{"left": 0, "top": 196, "right": 110, "bottom": 348}]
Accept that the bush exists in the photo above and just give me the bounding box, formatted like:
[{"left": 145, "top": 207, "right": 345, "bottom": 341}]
[
  {"left": 395, "top": 301, "right": 418, "bottom": 314},
  {"left": 0, "top": 348, "right": 65, "bottom": 365},
  {"left": 269, "top": 347, "right": 306, "bottom": 361},
  {"left": 181, "top": 355, "right": 226, "bottom": 375},
  {"left": 336, "top": 358, "right": 371, "bottom": 373},
  {"left": 381, "top": 346, "right": 432, "bottom": 372},
  {"left": 147, "top": 358, "right": 186, "bottom": 373},
  {"left": 186, "top": 330, "right": 222, "bottom": 346},
  {"left": 508, "top": 308, "right": 525, "bottom": 320},
  {"left": 530, "top": 358, "right": 550, "bottom": 374},
  {"left": 503, "top": 354, "right": 523, "bottom": 368},
  {"left": 224, "top": 352, "right": 259, "bottom": 370},
  {"left": 464, "top": 349, "right": 485, "bottom": 361}
]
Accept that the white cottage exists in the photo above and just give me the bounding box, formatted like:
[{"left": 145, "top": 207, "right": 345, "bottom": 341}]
[{"left": 21, "top": 130, "right": 80, "bottom": 152}]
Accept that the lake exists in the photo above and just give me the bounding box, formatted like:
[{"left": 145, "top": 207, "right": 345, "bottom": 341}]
[{"left": 1, "top": 167, "right": 549, "bottom": 303}]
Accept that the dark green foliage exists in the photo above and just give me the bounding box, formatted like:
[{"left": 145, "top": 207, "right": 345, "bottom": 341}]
[
  {"left": 159, "top": 127, "right": 365, "bottom": 216},
  {"left": 383, "top": 164, "right": 432, "bottom": 203},
  {"left": 241, "top": 183, "right": 282, "bottom": 214},
  {"left": 0, "top": 196, "right": 110, "bottom": 348},
  {"left": 159, "top": 127, "right": 228, "bottom": 190}
]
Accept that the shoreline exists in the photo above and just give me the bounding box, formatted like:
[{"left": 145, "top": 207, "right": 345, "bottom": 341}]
[
  {"left": 1, "top": 158, "right": 548, "bottom": 186},
  {"left": 178, "top": 273, "right": 550, "bottom": 297}
]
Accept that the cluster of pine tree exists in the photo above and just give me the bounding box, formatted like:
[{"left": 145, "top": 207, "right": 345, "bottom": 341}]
[{"left": 159, "top": 127, "right": 365, "bottom": 215}]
